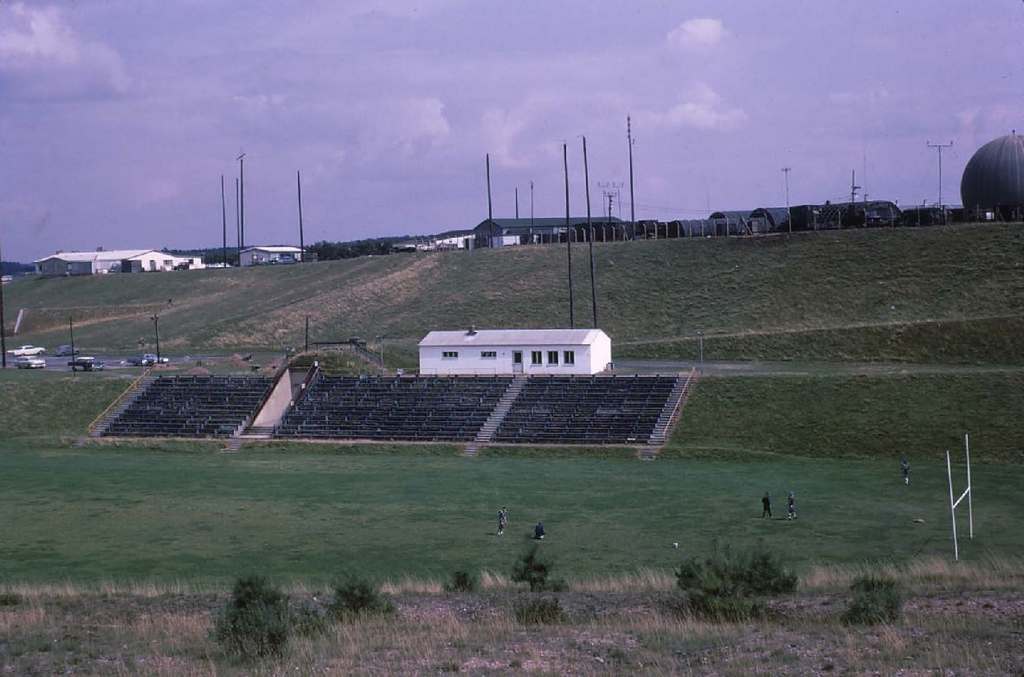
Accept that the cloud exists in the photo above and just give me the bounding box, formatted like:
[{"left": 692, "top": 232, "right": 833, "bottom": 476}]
[
  {"left": 667, "top": 18, "right": 727, "bottom": 50},
  {"left": 640, "top": 83, "right": 747, "bottom": 131},
  {"left": 0, "top": 2, "right": 129, "bottom": 100}
]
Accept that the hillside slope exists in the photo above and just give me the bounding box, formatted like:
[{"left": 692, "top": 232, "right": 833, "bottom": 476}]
[{"left": 6, "top": 224, "right": 1023, "bottom": 363}]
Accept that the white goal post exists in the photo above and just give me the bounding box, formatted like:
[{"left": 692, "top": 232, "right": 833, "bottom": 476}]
[{"left": 946, "top": 433, "right": 974, "bottom": 561}]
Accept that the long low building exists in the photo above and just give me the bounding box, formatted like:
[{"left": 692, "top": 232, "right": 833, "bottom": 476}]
[
  {"left": 418, "top": 328, "right": 612, "bottom": 375},
  {"left": 34, "top": 249, "right": 205, "bottom": 276},
  {"left": 239, "top": 245, "right": 306, "bottom": 266}
]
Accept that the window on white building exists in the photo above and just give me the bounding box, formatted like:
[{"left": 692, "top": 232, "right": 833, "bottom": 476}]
[
  {"left": 481, "top": 351, "right": 496, "bottom": 359},
  {"left": 531, "top": 351, "right": 542, "bottom": 365},
  {"left": 564, "top": 350, "right": 575, "bottom": 365},
  {"left": 547, "top": 351, "right": 559, "bottom": 365},
  {"left": 442, "top": 351, "right": 458, "bottom": 359}
]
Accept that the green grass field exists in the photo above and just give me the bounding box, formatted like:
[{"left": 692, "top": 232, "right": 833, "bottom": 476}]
[
  {"left": 1, "top": 368, "right": 1021, "bottom": 585},
  {"left": 6, "top": 224, "right": 1023, "bottom": 363},
  {"left": 1, "top": 444, "right": 1021, "bottom": 585}
]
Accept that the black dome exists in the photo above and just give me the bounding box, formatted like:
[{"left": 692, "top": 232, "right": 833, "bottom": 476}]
[{"left": 960, "top": 133, "right": 1024, "bottom": 209}]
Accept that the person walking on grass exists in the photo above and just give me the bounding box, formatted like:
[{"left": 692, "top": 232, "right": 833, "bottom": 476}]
[
  {"left": 787, "top": 491, "right": 797, "bottom": 520},
  {"left": 900, "top": 457, "right": 910, "bottom": 485},
  {"left": 762, "top": 492, "right": 772, "bottom": 518},
  {"left": 497, "top": 506, "right": 509, "bottom": 536}
]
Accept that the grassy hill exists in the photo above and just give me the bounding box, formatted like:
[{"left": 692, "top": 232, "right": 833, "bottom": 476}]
[{"left": 6, "top": 224, "right": 1022, "bottom": 364}]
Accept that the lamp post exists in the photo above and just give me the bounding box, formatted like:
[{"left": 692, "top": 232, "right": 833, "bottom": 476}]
[
  {"left": 151, "top": 314, "right": 161, "bottom": 362},
  {"left": 696, "top": 330, "right": 704, "bottom": 372},
  {"left": 69, "top": 316, "right": 75, "bottom": 359},
  {"left": 376, "top": 335, "right": 386, "bottom": 372}
]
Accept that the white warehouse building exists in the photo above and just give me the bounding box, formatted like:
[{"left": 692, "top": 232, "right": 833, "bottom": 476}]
[
  {"left": 418, "top": 328, "right": 612, "bottom": 376},
  {"left": 34, "top": 249, "right": 204, "bottom": 276},
  {"left": 239, "top": 246, "right": 305, "bottom": 266}
]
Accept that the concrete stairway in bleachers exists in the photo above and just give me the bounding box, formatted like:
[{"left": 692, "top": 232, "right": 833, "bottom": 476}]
[
  {"left": 642, "top": 369, "right": 698, "bottom": 458},
  {"left": 464, "top": 375, "right": 527, "bottom": 456}
]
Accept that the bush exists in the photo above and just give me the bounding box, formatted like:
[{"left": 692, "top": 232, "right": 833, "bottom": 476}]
[
  {"left": 514, "top": 597, "right": 565, "bottom": 624},
  {"left": 0, "top": 592, "right": 21, "bottom": 607},
  {"left": 511, "top": 546, "right": 566, "bottom": 592},
  {"left": 291, "top": 601, "right": 329, "bottom": 638},
  {"left": 328, "top": 578, "right": 395, "bottom": 619},
  {"left": 213, "top": 576, "right": 291, "bottom": 660},
  {"left": 444, "top": 570, "right": 478, "bottom": 593},
  {"left": 842, "top": 575, "right": 903, "bottom": 625},
  {"left": 675, "top": 544, "right": 797, "bottom": 620}
]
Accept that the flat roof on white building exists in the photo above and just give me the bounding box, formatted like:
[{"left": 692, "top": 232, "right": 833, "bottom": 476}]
[
  {"left": 241, "top": 245, "right": 303, "bottom": 253},
  {"left": 419, "top": 328, "right": 607, "bottom": 347},
  {"left": 34, "top": 249, "right": 153, "bottom": 263}
]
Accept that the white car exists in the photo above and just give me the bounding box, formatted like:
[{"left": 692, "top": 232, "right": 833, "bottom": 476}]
[
  {"left": 8, "top": 345, "right": 46, "bottom": 357},
  {"left": 15, "top": 356, "right": 46, "bottom": 369}
]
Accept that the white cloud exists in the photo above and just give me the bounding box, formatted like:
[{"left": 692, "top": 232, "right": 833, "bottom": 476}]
[
  {"left": 0, "top": 2, "right": 129, "bottom": 99},
  {"left": 640, "top": 83, "right": 747, "bottom": 131},
  {"left": 667, "top": 18, "right": 727, "bottom": 50}
]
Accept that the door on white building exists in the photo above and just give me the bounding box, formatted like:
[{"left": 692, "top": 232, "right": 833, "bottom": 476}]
[{"left": 512, "top": 351, "right": 523, "bottom": 373}]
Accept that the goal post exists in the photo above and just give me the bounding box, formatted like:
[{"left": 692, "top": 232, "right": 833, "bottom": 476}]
[{"left": 946, "top": 432, "right": 973, "bottom": 561}]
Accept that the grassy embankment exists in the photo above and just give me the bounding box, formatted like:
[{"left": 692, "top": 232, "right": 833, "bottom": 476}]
[{"left": 5, "top": 224, "right": 1023, "bottom": 365}]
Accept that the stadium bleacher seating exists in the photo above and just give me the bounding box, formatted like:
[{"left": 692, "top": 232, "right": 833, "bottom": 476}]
[
  {"left": 103, "top": 375, "right": 272, "bottom": 438},
  {"left": 492, "top": 375, "right": 676, "bottom": 445},
  {"left": 275, "top": 375, "right": 513, "bottom": 442}
]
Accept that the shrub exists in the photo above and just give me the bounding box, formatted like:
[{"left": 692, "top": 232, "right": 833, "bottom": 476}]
[
  {"left": 291, "top": 601, "right": 329, "bottom": 638},
  {"left": 213, "top": 575, "right": 291, "bottom": 660},
  {"left": 0, "top": 592, "right": 21, "bottom": 607},
  {"left": 514, "top": 597, "right": 565, "bottom": 624},
  {"left": 675, "top": 544, "right": 797, "bottom": 620},
  {"left": 328, "top": 578, "right": 395, "bottom": 619},
  {"left": 444, "top": 570, "right": 478, "bottom": 593},
  {"left": 511, "top": 546, "right": 566, "bottom": 592},
  {"left": 841, "top": 575, "right": 903, "bottom": 625}
]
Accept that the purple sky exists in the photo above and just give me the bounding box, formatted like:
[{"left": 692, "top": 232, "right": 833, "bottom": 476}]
[{"left": 1, "top": 1, "right": 1022, "bottom": 260}]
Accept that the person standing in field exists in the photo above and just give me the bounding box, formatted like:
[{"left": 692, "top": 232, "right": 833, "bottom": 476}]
[
  {"left": 900, "top": 457, "right": 910, "bottom": 485},
  {"left": 762, "top": 492, "right": 772, "bottom": 518},
  {"left": 787, "top": 492, "right": 797, "bottom": 520},
  {"left": 497, "top": 506, "right": 509, "bottom": 536}
]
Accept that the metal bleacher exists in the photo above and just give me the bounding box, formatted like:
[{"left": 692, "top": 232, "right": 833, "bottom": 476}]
[
  {"left": 102, "top": 375, "right": 273, "bottom": 438},
  {"left": 492, "top": 375, "right": 677, "bottom": 445},
  {"left": 274, "top": 374, "right": 513, "bottom": 442}
]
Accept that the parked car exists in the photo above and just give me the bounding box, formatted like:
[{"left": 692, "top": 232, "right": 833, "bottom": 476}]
[
  {"left": 7, "top": 345, "right": 46, "bottom": 357},
  {"left": 15, "top": 356, "right": 46, "bottom": 369},
  {"left": 54, "top": 344, "right": 80, "bottom": 357},
  {"left": 141, "top": 353, "right": 169, "bottom": 366},
  {"left": 69, "top": 356, "right": 104, "bottom": 372}
]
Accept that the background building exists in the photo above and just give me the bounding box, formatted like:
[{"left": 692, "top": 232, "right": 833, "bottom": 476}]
[
  {"left": 418, "top": 328, "right": 612, "bottom": 376},
  {"left": 34, "top": 249, "right": 204, "bottom": 276},
  {"left": 239, "top": 246, "right": 305, "bottom": 266}
]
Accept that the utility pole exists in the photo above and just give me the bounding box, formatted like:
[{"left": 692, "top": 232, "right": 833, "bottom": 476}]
[
  {"left": 296, "top": 170, "right": 305, "bottom": 262},
  {"left": 235, "top": 177, "right": 241, "bottom": 258},
  {"left": 563, "top": 142, "right": 574, "bottom": 328},
  {"left": 304, "top": 315, "right": 309, "bottom": 353},
  {"left": 486, "top": 154, "right": 494, "bottom": 248},
  {"left": 926, "top": 140, "right": 953, "bottom": 207},
  {"left": 515, "top": 186, "right": 519, "bottom": 220},
  {"left": 781, "top": 167, "right": 792, "bottom": 233},
  {"left": 627, "top": 115, "right": 636, "bottom": 240},
  {"left": 151, "top": 314, "right": 161, "bottom": 362},
  {"left": 237, "top": 152, "right": 246, "bottom": 249},
  {"left": 0, "top": 239, "right": 6, "bottom": 369},
  {"left": 582, "top": 136, "right": 598, "bottom": 327},
  {"left": 220, "top": 175, "right": 228, "bottom": 267},
  {"left": 530, "top": 180, "right": 535, "bottom": 241},
  {"left": 69, "top": 316, "right": 75, "bottom": 358},
  {"left": 849, "top": 170, "right": 861, "bottom": 227}
]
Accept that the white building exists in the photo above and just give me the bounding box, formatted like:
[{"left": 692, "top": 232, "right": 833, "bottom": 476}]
[
  {"left": 418, "top": 328, "right": 612, "bottom": 376},
  {"left": 239, "top": 246, "right": 304, "bottom": 266},
  {"left": 34, "top": 249, "right": 205, "bottom": 276}
]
